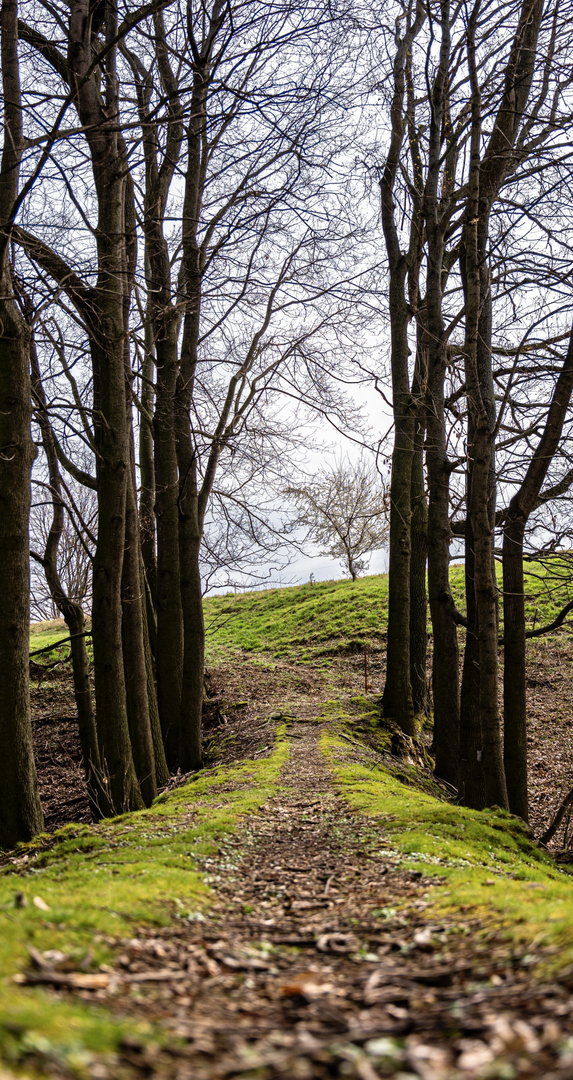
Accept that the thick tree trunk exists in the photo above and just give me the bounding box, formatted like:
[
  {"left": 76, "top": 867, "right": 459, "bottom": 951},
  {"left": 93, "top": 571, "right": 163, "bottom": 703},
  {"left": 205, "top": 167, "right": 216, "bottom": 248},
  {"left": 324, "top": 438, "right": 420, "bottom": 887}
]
[
  {"left": 459, "top": 503, "right": 483, "bottom": 806},
  {"left": 68, "top": 0, "right": 143, "bottom": 813},
  {"left": 379, "top": 5, "right": 425, "bottom": 736},
  {"left": 91, "top": 353, "right": 143, "bottom": 810},
  {"left": 426, "top": 369, "right": 460, "bottom": 786},
  {"left": 460, "top": 184, "right": 507, "bottom": 808},
  {"left": 469, "top": 421, "right": 507, "bottom": 808},
  {"left": 381, "top": 270, "right": 416, "bottom": 735},
  {"left": 422, "top": 0, "right": 460, "bottom": 786},
  {"left": 502, "top": 516, "right": 528, "bottom": 818},
  {"left": 409, "top": 416, "right": 428, "bottom": 717},
  {"left": 153, "top": 321, "right": 184, "bottom": 769},
  {"left": 139, "top": 301, "right": 157, "bottom": 600},
  {"left": 143, "top": 592, "right": 170, "bottom": 789},
  {"left": 382, "top": 416, "right": 416, "bottom": 732},
  {"left": 178, "top": 521, "right": 204, "bottom": 773},
  {"left": 503, "top": 325, "right": 573, "bottom": 820},
  {"left": 122, "top": 466, "right": 157, "bottom": 806},
  {"left": 0, "top": 0, "right": 43, "bottom": 847},
  {"left": 459, "top": 0, "right": 543, "bottom": 811},
  {"left": 0, "top": 299, "right": 43, "bottom": 847}
]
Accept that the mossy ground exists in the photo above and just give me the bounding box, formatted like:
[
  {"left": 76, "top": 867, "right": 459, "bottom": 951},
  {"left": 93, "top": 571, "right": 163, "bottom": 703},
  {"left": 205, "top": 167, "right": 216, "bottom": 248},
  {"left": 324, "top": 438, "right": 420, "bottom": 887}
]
[
  {"left": 320, "top": 721, "right": 573, "bottom": 979},
  {"left": 0, "top": 730, "right": 288, "bottom": 1073}
]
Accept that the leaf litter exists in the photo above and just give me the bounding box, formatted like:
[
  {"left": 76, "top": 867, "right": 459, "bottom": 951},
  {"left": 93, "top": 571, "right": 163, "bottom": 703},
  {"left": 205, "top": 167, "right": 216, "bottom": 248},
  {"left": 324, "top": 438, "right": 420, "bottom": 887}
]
[{"left": 16, "top": 721, "right": 573, "bottom": 1080}]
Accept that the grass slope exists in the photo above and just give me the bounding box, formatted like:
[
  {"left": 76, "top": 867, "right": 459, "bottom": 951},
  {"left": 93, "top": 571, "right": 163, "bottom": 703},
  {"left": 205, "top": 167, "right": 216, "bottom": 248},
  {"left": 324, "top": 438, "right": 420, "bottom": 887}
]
[{"left": 203, "top": 557, "right": 573, "bottom": 665}]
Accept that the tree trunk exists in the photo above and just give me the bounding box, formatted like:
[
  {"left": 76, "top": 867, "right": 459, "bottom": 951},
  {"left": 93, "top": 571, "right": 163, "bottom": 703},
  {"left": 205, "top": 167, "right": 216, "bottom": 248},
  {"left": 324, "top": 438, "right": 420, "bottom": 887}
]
[
  {"left": 382, "top": 408, "right": 416, "bottom": 733},
  {"left": 502, "top": 516, "right": 528, "bottom": 818},
  {"left": 0, "top": 0, "right": 43, "bottom": 847},
  {"left": 178, "top": 520, "right": 204, "bottom": 773},
  {"left": 409, "top": 369, "right": 428, "bottom": 718},
  {"left": 139, "top": 294, "right": 157, "bottom": 600},
  {"left": 68, "top": 0, "right": 143, "bottom": 813},
  {"left": 381, "top": 266, "right": 416, "bottom": 734},
  {"left": 426, "top": 362, "right": 460, "bottom": 786},
  {"left": 503, "top": 325, "right": 573, "bottom": 820},
  {"left": 143, "top": 591, "right": 170, "bottom": 789},
  {"left": 459, "top": 502, "right": 483, "bottom": 806},
  {"left": 122, "top": 465, "right": 157, "bottom": 806},
  {"left": 459, "top": 0, "right": 543, "bottom": 810},
  {"left": 0, "top": 298, "right": 43, "bottom": 847},
  {"left": 153, "top": 319, "right": 184, "bottom": 769},
  {"left": 379, "top": 5, "right": 424, "bottom": 736}
]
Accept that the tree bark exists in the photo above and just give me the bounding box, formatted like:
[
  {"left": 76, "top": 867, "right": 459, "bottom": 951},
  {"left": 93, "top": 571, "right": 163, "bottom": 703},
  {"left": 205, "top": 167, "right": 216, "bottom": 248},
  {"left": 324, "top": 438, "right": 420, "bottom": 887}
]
[
  {"left": 153, "top": 317, "right": 184, "bottom": 769},
  {"left": 128, "top": 22, "right": 185, "bottom": 769},
  {"left": 422, "top": 0, "right": 460, "bottom": 786},
  {"left": 458, "top": 0, "right": 543, "bottom": 810},
  {"left": 0, "top": 0, "right": 43, "bottom": 847},
  {"left": 68, "top": 0, "right": 143, "bottom": 812},
  {"left": 379, "top": 1, "right": 425, "bottom": 736},
  {"left": 410, "top": 406, "right": 427, "bottom": 717},
  {"left": 0, "top": 299, "right": 43, "bottom": 846},
  {"left": 503, "top": 325, "right": 573, "bottom": 820},
  {"left": 122, "top": 464, "right": 157, "bottom": 806}
]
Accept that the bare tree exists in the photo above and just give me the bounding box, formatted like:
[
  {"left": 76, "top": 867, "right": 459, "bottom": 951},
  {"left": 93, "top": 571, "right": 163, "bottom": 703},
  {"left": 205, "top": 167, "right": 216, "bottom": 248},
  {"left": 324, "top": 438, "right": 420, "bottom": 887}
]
[{"left": 287, "top": 456, "right": 388, "bottom": 582}]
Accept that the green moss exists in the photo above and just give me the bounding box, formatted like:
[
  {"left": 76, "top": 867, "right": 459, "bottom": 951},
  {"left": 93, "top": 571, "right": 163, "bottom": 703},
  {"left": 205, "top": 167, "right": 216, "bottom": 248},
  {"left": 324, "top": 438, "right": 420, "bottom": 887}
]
[
  {"left": 0, "top": 727, "right": 289, "bottom": 1072},
  {"left": 320, "top": 729, "right": 573, "bottom": 974}
]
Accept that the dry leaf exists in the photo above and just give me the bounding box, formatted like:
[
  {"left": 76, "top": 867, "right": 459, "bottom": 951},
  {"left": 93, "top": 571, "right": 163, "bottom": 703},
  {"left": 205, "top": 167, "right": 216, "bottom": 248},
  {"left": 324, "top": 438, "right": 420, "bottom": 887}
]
[{"left": 14, "top": 971, "right": 110, "bottom": 990}]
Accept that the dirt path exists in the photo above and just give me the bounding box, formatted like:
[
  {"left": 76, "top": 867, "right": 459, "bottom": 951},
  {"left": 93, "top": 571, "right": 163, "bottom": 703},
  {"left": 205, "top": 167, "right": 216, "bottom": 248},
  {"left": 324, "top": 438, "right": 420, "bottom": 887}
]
[{"left": 73, "top": 722, "right": 571, "bottom": 1080}]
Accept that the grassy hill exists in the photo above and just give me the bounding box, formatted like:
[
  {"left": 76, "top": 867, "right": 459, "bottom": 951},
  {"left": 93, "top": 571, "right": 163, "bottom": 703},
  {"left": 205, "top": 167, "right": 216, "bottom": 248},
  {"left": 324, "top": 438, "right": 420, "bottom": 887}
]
[
  {"left": 31, "top": 556, "right": 573, "bottom": 663},
  {"left": 203, "top": 557, "right": 573, "bottom": 663}
]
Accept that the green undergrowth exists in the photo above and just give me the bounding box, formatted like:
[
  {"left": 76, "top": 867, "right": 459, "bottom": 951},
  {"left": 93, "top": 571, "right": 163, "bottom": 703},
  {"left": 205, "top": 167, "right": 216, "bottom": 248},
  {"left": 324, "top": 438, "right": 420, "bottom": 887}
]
[
  {"left": 321, "top": 726, "right": 573, "bottom": 975},
  {"left": 0, "top": 728, "right": 288, "bottom": 1074}
]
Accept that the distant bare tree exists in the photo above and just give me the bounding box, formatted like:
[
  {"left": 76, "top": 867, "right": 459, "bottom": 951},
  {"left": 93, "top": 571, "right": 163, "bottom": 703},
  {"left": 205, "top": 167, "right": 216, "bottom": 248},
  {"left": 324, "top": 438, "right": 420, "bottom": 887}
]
[
  {"left": 287, "top": 456, "right": 388, "bottom": 582},
  {"left": 30, "top": 482, "right": 95, "bottom": 621}
]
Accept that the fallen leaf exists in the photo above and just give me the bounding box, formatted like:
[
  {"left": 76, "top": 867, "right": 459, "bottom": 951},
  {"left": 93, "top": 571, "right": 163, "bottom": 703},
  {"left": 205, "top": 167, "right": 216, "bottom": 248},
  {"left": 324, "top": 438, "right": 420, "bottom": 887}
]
[
  {"left": 280, "top": 971, "right": 339, "bottom": 999},
  {"left": 14, "top": 971, "right": 110, "bottom": 990},
  {"left": 316, "top": 932, "right": 357, "bottom": 954}
]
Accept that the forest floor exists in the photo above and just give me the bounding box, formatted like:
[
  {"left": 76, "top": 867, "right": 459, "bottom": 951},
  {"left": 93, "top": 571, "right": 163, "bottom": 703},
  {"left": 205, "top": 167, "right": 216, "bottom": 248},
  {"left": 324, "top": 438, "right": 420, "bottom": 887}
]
[
  {"left": 9, "top": 705, "right": 573, "bottom": 1080},
  {"left": 28, "top": 623, "right": 573, "bottom": 846},
  {"left": 10, "top": 573, "right": 573, "bottom": 1078}
]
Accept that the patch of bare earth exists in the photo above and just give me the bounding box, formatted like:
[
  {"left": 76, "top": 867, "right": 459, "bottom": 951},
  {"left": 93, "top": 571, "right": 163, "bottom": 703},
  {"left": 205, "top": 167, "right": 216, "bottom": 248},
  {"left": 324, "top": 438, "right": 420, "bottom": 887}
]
[
  {"left": 525, "top": 636, "right": 573, "bottom": 845},
  {"left": 22, "top": 723, "right": 573, "bottom": 1080}
]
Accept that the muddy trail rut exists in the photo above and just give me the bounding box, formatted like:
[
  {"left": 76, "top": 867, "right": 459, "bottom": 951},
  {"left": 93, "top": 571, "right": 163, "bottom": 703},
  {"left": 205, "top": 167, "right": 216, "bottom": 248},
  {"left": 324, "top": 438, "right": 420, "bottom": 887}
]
[{"left": 45, "top": 722, "right": 573, "bottom": 1079}]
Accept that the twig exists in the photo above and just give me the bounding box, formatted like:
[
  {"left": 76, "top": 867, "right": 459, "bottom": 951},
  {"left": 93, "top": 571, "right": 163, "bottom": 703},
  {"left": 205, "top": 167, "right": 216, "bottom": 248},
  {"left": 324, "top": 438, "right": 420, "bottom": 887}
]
[
  {"left": 540, "top": 784, "right": 573, "bottom": 845},
  {"left": 29, "top": 631, "right": 92, "bottom": 658}
]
